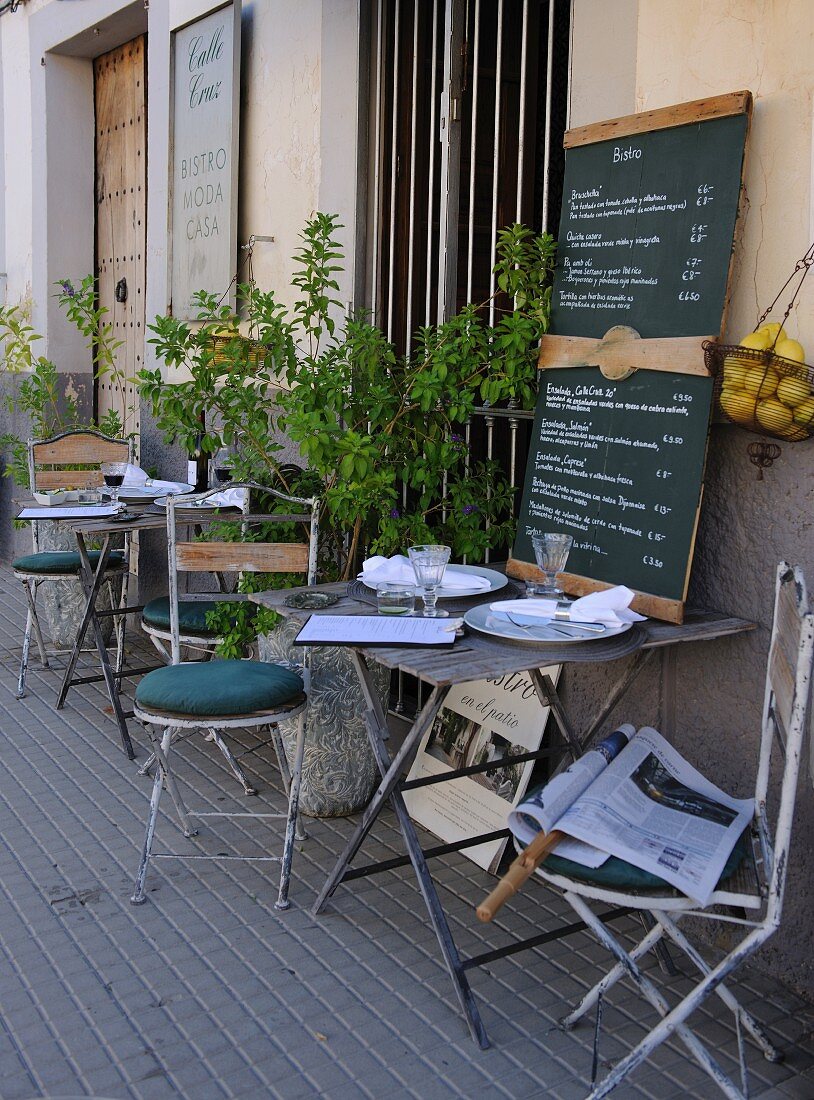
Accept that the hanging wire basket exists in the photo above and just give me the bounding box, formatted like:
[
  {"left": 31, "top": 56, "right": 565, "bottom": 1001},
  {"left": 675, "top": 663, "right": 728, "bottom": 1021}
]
[
  {"left": 209, "top": 331, "right": 270, "bottom": 370},
  {"left": 704, "top": 240, "right": 814, "bottom": 446},
  {"left": 705, "top": 340, "right": 814, "bottom": 442}
]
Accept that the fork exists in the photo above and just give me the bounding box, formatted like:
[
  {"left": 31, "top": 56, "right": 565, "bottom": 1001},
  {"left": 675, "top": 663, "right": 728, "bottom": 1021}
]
[{"left": 505, "top": 613, "right": 574, "bottom": 638}]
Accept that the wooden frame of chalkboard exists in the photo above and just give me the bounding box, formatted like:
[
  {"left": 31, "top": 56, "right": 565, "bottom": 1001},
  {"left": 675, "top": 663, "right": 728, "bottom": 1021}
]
[{"left": 508, "top": 92, "right": 752, "bottom": 623}]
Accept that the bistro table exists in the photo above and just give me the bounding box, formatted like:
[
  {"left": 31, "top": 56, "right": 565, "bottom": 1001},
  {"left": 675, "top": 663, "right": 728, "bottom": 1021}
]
[
  {"left": 54, "top": 507, "right": 170, "bottom": 759},
  {"left": 252, "top": 580, "right": 755, "bottom": 1047}
]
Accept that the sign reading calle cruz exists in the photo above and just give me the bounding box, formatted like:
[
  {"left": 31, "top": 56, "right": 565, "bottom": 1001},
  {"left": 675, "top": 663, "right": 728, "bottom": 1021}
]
[{"left": 171, "top": 3, "right": 240, "bottom": 319}]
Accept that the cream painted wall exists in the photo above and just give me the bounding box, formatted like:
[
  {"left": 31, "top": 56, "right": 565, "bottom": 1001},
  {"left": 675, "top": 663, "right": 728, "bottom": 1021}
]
[
  {"left": 238, "top": 1, "right": 324, "bottom": 306},
  {"left": 1, "top": 10, "right": 33, "bottom": 310},
  {"left": 568, "top": 0, "right": 814, "bottom": 999},
  {"left": 635, "top": 0, "right": 814, "bottom": 350}
]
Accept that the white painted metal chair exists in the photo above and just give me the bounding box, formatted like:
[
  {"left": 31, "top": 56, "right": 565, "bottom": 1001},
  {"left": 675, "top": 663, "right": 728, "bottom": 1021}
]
[
  {"left": 531, "top": 562, "right": 813, "bottom": 1099},
  {"left": 12, "top": 429, "right": 133, "bottom": 698},
  {"left": 130, "top": 481, "right": 319, "bottom": 911}
]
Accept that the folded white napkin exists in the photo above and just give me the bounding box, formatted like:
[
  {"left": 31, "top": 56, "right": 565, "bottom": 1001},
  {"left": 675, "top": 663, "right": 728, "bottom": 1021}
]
[
  {"left": 205, "top": 486, "right": 246, "bottom": 509},
  {"left": 122, "top": 464, "right": 149, "bottom": 487},
  {"left": 360, "top": 554, "right": 491, "bottom": 592},
  {"left": 491, "top": 586, "right": 646, "bottom": 626}
]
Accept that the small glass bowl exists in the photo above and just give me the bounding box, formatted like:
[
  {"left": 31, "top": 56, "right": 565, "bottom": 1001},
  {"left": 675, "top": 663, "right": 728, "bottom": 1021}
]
[{"left": 376, "top": 582, "right": 416, "bottom": 616}]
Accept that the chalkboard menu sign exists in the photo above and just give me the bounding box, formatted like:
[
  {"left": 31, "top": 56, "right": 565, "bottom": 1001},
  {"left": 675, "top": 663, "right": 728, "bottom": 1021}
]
[
  {"left": 551, "top": 113, "right": 748, "bottom": 339},
  {"left": 510, "top": 93, "right": 751, "bottom": 622},
  {"left": 514, "top": 367, "right": 714, "bottom": 607}
]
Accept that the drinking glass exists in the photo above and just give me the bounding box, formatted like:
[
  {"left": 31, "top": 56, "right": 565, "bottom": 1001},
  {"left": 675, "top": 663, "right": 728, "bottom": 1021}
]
[
  {"left": 529, "top": 533, "right": 573, "bottom": 597},
  {"left": 408, "top": 544, "right": 451, "bottom": 618},
  {"left": 376, "top": 582, "right": 416, "bottom": 616},
  {"left": 100, "top": 461, "right": 128, "bottom": 507},
  {"left": 212, "top": 447, "right": 234, "bottom": 486}
]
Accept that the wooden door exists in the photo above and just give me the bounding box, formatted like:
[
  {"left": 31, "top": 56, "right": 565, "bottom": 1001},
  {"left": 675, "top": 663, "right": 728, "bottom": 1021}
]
[{"left": 94, "top": 35, "right": 146, "bottom": 441}]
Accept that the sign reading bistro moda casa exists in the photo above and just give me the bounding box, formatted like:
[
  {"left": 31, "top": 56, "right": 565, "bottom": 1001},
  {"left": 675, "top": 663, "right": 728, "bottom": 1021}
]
[{"left": 171, "top": 3, "right": 240, "bottom": 319}]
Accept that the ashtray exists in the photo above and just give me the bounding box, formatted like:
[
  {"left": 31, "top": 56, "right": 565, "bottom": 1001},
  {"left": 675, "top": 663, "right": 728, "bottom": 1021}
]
[
  {"left": 284, "top": 589, "right": 340, "bottom": 610},
  {"left": 109, "top": 510, "right": 139, "bottom": 522}
]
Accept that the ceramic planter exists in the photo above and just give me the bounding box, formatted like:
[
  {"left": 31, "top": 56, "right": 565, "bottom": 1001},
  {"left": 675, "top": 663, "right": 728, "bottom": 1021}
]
[{"left": 258, "top": 617, "right": 391, "bottom": 817}]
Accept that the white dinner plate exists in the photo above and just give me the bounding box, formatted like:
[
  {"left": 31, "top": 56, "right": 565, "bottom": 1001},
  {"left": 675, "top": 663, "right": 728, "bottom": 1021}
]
[
  {"left": 464, "top": 602, "right": 632, "bottom": 644},
  {"left": 153, "top": 495, "right": 238, "bottom": 510},
  {"left": 363, "top": 564, "right": 508, "bottom": 600},
  {"left": 119, "top": 482, "right": 193, "bottom": 503}
]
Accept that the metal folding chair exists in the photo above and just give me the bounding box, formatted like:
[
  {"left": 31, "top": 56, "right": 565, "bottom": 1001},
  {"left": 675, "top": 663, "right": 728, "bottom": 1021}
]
[
  {"left": 130, "top": 481, "right": 319, "bottom": 911},
  {"left": 12, "top": 429, "right": 133, "bottom": 699},
  {"left": 532, "top": 562, "right": 813, "bottom": 1098}
]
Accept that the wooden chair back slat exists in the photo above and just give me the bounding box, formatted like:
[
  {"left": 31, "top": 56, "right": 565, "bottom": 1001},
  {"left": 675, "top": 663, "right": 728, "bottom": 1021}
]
[
  {"left": 32, "top": 436, "right": 129, "bottom": 471},
  {"left": 35, "top": 470, "right": 106, "bottom": 490},
  {"left": 175, "top": 541, "right": 311, "bottom": 574},
  {"left": 768, "top": 576, "right": 805, "bottom": 736}
]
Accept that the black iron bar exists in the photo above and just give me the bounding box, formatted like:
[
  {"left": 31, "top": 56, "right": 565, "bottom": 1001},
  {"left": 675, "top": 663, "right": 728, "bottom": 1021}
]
[
  {"left": 340, "top": 830, "right": 511, "bottom": 881},
  {"left": 461, "top": 908, "right": 634, "bottom": 970},
  {"left": 400, "top": 747, "right": 559, "bottom": 790},
  {"left": 66, "top": 663, "right": 161, "bottom": 686}
]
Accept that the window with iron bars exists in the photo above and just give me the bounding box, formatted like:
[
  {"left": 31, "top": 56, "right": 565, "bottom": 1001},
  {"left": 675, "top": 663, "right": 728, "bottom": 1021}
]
[
  {"left": 358, "top": 0, "right": 569, "bottom": 560},
  {"left": 357, "top": 0, "right": 570, "bottom": 713}
]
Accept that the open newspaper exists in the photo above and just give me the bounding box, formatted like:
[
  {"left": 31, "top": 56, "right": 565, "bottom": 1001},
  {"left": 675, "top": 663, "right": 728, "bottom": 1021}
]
[{"left": 509, "top": 725, "right": 753, "bottom": 906}]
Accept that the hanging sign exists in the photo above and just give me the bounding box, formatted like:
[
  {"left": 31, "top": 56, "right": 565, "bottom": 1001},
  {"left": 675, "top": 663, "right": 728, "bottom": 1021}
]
[
  {"left": 510, "top": 92, "right": 752, "bottom": 623},
  {"left": 170, "top": 2, "right": 241, "bottom": 319}
]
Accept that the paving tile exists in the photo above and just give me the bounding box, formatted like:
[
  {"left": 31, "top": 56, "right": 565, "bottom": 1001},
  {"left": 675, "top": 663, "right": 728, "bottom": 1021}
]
[{"left": 0, "top": 565, "right": 811, "bottom": 1100}]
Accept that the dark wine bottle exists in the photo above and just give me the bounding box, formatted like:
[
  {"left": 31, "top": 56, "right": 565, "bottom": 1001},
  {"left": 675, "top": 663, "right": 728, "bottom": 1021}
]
[{"left": 187, "top": 429, "right": 209, "bottom": 492}]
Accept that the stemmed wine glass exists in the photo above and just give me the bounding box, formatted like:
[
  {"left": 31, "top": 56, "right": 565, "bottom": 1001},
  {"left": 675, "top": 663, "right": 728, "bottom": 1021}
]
[
  {"left": 100, "top": 461, "right": 128, "bottom": 508},
  {"left": 529, "top": 533, "right": 573, "bottom": 597},
  {"left": 408, "top": 544, "right": 451, "bottom": 618}
]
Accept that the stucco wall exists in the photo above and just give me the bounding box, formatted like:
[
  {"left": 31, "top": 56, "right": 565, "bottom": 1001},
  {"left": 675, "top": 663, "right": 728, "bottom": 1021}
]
[{"left": 569, "top": 0, "right": 814, "bottom": 999}]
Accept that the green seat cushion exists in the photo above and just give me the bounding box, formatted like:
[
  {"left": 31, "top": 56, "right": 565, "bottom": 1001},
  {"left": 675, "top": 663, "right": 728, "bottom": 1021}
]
[
  {"left": 135, "top": 659, "right": 304, "bottom": 718},
  {"left": 142, "top": 595, "right": 231, "bottom": 635},
  {"left": 538, "top": 828, "right": 749, "bottom": 893},
  {"left": 12, "top": 550, "right": 125, "bottom": 575}
]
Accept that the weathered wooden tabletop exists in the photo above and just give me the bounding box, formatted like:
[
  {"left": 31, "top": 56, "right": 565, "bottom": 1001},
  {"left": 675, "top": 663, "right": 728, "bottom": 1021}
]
[{"left": 251, "top": 583, "right": 756, "bottom": 689}]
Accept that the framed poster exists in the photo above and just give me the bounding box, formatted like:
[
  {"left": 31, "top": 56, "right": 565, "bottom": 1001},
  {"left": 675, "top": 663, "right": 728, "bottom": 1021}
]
[
  {"left": 170, "top": 2, "right": 241, "bottom": 319},
  {"left": 404, "top": 667, "right": 560, "bottom": 874}
]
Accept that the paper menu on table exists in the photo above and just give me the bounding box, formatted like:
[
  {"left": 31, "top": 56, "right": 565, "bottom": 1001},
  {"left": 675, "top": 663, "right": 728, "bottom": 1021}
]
[
  {"left": 17, "top": 506, "right": 122, "bottom": 520},
  {"left": 293, "top": 614, "right": 459, "bottom": 647}
]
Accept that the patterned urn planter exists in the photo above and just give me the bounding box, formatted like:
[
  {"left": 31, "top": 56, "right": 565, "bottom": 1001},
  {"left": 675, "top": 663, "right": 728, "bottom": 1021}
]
[
  {"left": 258, "top": 617, "right": 391, "bottom": 817},
  {"left": 37, "top": 521, "right": 118, "bottom": 646}
]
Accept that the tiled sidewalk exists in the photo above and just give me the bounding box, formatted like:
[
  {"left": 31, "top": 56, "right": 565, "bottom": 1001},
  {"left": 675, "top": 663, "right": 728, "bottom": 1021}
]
[{"left": 0, "top": 568, "right": 812, "bottom": 1100}]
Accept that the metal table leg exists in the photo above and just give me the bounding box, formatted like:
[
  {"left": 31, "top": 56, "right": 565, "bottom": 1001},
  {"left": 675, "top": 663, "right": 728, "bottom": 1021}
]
[
  {"left": 312, "top": 654, "right": 493, "bottom": 1047},
  {"left": 56, "top": 533, "right": 136, "bottom": 760}
]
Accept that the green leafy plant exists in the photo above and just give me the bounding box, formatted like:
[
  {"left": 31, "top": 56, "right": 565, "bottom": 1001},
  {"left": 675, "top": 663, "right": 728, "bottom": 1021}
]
[
  {"left": 141, "top": 213, "right": 556, "bottom": 582},
  {"left": 1, "top": 279, "right": 132, "bottom": 485}
]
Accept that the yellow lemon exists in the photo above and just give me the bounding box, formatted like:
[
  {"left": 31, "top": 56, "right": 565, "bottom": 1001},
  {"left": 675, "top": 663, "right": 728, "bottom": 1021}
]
[
  {"left": 776, "top": 374, "right": 811, "bottom": 408},
  {"left": 792, "top": 396, "right": 814, "bottom": 427},
  {"left": 738, "top": 330, "right": 771, "bottom": 351},
  {"left": 722, "top": 358, "right": 749, "bottom": 389},
  {"left": 776, "top": 424, "right": 809, "bottom": 441},
  {"left": 760, "top": 322, "right": 786, "bottom": 344},
  {"left": 756, "top": 398, "right": 793, "bottom": 433},
  {"left": 774, "top": 337, "right": 806, "bottom": 364},
  {"left": 719, "top": 389, "right": 756, "bottom": 425},
  {"left": 743, "top": 365, "right": 779, "bottom": 398}
]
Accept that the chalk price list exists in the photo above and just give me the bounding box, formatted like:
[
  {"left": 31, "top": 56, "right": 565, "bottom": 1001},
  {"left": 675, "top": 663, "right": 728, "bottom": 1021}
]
[
  {"left": 558, "top": 178, "right": 718, "bottom": 318},
  {"left": 520, "top": 368, "right": 713, "bottom": 598}
]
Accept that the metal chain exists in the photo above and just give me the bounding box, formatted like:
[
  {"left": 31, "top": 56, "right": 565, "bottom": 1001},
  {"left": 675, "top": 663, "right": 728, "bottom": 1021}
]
[{"left": 755, "top": 240, "right": 814, "bottom": 342}]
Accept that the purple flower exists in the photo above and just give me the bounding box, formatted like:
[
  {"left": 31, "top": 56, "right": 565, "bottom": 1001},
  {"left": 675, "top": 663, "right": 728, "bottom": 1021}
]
[
  {"left": 462, "top": 504, "right": 478, "bottom": 516},
  {"left": 60, "top": 280, "right": 76, "bottom": 298},
  {"left": 390, "top": 507, "right": 400, "bottom": 519},
  {"left": 450, "top": 433, "right": 466, "bottom": 445}
]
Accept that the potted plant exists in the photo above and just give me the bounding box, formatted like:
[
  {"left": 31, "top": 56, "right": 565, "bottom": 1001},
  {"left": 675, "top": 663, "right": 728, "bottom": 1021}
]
[{"left": 140, "top": 213, "right": 556, "bottom": 815}]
